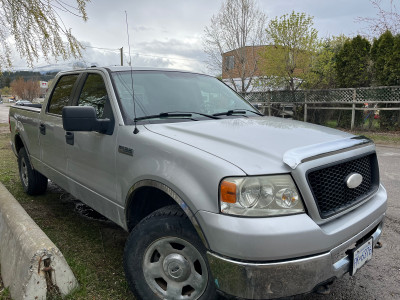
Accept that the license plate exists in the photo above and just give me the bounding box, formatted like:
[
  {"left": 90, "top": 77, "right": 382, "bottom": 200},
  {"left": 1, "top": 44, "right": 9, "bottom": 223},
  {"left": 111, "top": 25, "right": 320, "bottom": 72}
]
[{"left": 351, "top": 238, "right": 373, "bottom": 276}]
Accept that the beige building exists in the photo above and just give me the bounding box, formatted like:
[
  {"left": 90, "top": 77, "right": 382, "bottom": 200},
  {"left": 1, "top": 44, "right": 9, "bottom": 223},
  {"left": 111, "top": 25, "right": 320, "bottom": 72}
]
[
  {"left": 222, "top": 45, "right": 267, "bottom": 81},
  {"left": 222, "top": 45, "right": 306, "bottom": 92}
]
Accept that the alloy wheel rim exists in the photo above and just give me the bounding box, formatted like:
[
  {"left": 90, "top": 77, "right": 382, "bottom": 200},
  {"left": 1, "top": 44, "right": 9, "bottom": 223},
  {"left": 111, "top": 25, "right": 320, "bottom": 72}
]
[{"left": 21, "top": 157, "right": 29, "bottom": 187}]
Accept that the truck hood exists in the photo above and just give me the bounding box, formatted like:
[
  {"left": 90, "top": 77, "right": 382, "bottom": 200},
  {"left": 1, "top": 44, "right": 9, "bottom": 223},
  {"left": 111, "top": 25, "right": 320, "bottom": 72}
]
[{"left": 144, "top": 117, "right": 358, "bottom": 175}]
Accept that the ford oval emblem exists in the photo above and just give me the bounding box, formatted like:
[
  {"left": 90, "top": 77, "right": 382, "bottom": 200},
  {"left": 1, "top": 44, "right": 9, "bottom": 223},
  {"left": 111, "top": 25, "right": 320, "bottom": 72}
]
[{"left": 345, "top": 173, "right": 363, "bottom": 189}]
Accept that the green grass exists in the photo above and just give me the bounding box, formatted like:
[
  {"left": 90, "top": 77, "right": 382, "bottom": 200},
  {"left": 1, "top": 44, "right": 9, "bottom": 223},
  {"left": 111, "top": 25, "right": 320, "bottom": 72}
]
[
  {"left": 354, "top": 131, "right": 400, "bottom": 145},
  {"left": 325, "top": 120, "right": 338, "bottom": 128},
  {"left": 0, "top": 127, "right": 134, "bottom": 300},
  {"left": 320, "top": 119, "right": 400, "bottom": 145},
  {"left": 0, "top": 288, "right": 11, "bottom": 300},
  {"left": 0, "top": 274, "right": 11, "bottom": 300}
]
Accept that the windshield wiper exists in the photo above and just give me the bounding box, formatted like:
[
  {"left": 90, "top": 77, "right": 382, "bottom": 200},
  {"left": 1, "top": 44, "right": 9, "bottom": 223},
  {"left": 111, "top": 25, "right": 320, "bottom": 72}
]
[
  {"left": 135, "top": 112, "right": 193, "bottom": 122},
  {"left": 134, "top": 111, "right": 220, "bottom": 122},
  {"left": 177, "top": 111, "right": 221, "bottom": 119},
  {"left": 212, "top": 109, "right": 263, "bottom": 117}
]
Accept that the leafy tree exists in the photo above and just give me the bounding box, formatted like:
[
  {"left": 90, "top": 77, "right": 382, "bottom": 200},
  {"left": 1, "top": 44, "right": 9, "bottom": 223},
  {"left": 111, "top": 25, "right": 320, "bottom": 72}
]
[
  {"left": 303, "top": 35, "right": 349, "bottom": 89},
  {"left": 1, "top": 86, "right": 11, "bottom": 95},
  {"left": 203, "top": 0, "right": 267, "bottom": 93},
  {"left": 259, "top": 11, "right": 319, "bottom": 91},
  {"left": 0, "top": 0, "right": 89, "bottom": 70},
  {"left": 336, "top": 35, "right": 372, "bottom": 88}
]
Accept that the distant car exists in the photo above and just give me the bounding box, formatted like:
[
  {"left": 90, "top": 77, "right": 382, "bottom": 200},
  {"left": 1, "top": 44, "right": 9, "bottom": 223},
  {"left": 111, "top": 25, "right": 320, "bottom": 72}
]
[
  {"left": 15, "top": 100, "right": 32, "bottom": 106},
  {"left": 0, "top": 99, "right": 3, "bottom": 104},
  {"left": 8, "top": 98, "right": 14, "bottom": 103}
]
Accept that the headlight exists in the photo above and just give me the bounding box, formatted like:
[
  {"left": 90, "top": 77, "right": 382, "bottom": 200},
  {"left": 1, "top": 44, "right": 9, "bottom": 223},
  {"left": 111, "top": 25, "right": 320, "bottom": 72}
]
[{"left": 220, "top": 175, "right": 304, "bottom": 217}]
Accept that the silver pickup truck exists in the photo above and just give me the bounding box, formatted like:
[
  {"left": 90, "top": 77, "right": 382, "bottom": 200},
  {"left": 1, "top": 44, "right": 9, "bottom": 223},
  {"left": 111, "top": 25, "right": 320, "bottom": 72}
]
[{"left": 9, "top": 67, "right": 387, "bottom": 300}]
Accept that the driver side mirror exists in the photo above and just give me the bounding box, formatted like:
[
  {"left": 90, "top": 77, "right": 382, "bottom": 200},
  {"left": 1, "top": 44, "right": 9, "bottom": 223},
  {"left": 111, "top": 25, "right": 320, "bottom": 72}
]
[{"left": 62, "top": 106, "right": 114, "bottom": 135}]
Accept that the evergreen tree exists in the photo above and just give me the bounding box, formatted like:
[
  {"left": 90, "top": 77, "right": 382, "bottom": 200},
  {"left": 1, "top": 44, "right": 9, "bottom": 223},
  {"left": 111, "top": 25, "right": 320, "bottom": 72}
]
[
  {"left": 388, "top": 35, "right": 400, "bottom": 85},
  {"left": 302, "top": 35, "right": 349, "bottom": 89},
  {"left": 371, "top": 30, "right": 400, "bottom": 130},
  {"left": 336, "top": 35, "right": 371, "bottom": 88},
  {"left": 371, "top": 30, "right": 395, "bottom": 85}
]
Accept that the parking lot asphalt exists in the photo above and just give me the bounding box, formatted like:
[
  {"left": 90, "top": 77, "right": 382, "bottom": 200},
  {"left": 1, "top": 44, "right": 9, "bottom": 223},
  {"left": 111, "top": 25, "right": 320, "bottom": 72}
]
[{"left": 0, "top": 103, "right": 11, "bottom": 124}]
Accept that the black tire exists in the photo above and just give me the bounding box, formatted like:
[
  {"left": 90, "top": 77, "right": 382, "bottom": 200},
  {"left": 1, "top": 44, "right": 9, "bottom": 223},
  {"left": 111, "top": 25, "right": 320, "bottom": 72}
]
[
  {"left": 18, "top": 147, "right": 48, "bottom": 195},
  {"left": 124, "top": 205, "right": 217, "bottom": 300}
]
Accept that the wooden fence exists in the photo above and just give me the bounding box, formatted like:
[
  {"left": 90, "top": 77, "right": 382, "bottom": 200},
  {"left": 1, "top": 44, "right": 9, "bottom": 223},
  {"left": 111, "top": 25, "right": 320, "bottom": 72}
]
[{"left": 242, "top": 86, "right": 400, "bottom": 130}]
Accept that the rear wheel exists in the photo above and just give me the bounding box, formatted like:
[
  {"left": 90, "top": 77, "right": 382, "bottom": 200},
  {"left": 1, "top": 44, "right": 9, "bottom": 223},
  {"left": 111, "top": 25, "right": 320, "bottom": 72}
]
[
  {"left": 124, "top": 205, "right": 217, "bottom": 300},
  {"left": 18, "top": 147, "right": 48, "bottom": 195}
]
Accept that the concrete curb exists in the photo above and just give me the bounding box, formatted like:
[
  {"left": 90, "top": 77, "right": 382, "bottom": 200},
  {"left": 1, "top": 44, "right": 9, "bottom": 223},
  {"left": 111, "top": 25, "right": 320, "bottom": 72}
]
[{"left": 0, "top": 183, "right": 78, "bottom": 300}]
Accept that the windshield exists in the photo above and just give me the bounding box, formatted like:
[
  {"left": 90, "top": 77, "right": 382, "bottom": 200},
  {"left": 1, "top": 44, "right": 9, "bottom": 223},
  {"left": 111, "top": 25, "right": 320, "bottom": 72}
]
[{"left": 111, "top": 70, "right": 258, "bottom": 123}]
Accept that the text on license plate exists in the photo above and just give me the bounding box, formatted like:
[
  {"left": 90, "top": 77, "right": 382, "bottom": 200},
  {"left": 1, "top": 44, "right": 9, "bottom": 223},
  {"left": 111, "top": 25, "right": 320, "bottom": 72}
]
[{"left": 351, "top": 238, "right": 373, "bottom": 276}]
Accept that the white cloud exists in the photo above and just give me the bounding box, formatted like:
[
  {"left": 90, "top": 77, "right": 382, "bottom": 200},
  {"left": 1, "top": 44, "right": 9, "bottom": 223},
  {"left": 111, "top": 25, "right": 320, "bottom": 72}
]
[{"left": 5, "top": 0, "right": 385, "bottom": 73}]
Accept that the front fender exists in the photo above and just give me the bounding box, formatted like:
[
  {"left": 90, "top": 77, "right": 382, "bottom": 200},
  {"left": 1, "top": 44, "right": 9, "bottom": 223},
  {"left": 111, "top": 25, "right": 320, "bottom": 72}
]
[{"left": 125, "top": 179, "right": 210, "bottom": 248}]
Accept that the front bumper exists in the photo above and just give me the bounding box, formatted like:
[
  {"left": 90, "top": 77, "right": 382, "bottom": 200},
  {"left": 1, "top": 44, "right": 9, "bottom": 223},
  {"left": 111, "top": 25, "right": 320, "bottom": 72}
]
[{"left": 207, "top": 220, "right": 384, "bottom": 299}]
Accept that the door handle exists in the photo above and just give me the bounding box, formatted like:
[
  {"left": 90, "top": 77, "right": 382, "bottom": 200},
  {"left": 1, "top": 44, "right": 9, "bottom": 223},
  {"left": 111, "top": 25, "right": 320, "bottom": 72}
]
[
  {"left": 65, "top": 131, "right": 74, "bottom": 145},
  {"left": 39, "top": 123, "right": 46, "bottom": 135}
]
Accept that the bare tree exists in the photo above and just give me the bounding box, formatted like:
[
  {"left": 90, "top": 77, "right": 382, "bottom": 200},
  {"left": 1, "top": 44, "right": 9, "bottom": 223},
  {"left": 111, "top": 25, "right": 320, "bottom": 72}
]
[
  {"left": 10, "top": 78, "right": 24, "bottom": 99},
  {"left": 11, "top": 77, "right": 40, "bottom": 100},
  {"left": 356, "top": 0, "right": 400, "bottom": 37},
  {"left": 25, "top": 79, "right": 40, "bottom": 101},
  {"left": 203, "top": 0, "right": 266, "bottom": 93}
]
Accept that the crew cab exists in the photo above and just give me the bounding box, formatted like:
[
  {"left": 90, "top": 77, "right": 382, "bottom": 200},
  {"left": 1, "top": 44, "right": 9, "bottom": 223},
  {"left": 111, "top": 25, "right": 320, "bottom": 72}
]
[{"left": 9, "top": 67, "right": 387, "bottom": 300}]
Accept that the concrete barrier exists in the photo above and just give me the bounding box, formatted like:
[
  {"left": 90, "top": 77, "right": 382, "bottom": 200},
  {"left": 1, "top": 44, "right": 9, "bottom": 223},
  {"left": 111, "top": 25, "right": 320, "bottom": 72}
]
[{"left": 0, "top": 183, "right": 78, "bottom": 299}]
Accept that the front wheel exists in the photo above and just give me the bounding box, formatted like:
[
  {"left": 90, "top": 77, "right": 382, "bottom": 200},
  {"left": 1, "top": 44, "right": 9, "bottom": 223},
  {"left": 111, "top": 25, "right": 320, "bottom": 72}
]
[{"left": 123, "top": 205, "right": 217, "bottom": 300}]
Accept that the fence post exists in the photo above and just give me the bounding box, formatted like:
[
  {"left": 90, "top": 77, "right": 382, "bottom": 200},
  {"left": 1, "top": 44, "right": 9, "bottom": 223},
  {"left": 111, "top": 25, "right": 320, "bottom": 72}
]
[
  {"left": 351, "top": 89, "right": 356, "bottom": 130},
  {"left": 304, "top": 92, "right": 308, "bottom": 122},
  {"left": 262, "top": 92, "right": 267, "bottom": 115},
  {"left": 267, "top": 90, "right": 271, "bottom": 116}
]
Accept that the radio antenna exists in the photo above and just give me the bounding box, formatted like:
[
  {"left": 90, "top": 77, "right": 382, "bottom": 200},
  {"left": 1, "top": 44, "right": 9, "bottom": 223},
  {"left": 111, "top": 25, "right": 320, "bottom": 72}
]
[{"left": 125, "top": 11, "right": 139, "bottom": 134}]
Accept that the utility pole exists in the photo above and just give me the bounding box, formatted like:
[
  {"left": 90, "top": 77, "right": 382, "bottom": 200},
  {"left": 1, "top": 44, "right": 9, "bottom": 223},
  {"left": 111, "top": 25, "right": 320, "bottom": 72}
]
[{"left": 120, "top": 47, "right": 123, "bottom": 66}]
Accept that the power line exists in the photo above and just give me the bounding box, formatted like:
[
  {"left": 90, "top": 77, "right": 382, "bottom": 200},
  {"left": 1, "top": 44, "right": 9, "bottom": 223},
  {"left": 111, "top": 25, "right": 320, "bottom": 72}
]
[
  {"left": 7, "top": 46, "right": 204, "bottom": 71},
  {"left": 123, "top": 51, "right": 202, "bottom": 63},
  {"left": 83, "top": 45, "right": 120, "bottom": 52},
  {"left": 82, "top": 45, "right": 203, "bottom": 63}
]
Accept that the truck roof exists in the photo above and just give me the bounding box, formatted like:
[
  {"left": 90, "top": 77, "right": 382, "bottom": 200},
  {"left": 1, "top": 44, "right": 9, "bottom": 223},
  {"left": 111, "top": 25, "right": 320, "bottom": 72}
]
[{"left": 58, "top": 66, "right": 206, "bottom": 76}]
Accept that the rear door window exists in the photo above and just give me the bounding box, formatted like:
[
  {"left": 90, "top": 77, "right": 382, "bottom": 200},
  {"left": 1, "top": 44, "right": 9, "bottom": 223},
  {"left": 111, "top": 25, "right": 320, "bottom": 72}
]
[{"left": 47, "top": 74, "right": 79, "bottom": 115}]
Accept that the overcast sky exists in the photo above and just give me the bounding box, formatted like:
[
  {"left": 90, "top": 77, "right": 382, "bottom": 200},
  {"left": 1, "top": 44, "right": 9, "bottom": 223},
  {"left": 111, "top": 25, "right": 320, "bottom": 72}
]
[{"left": 11, "top": 0, "right": 390, "bottom": 74}]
